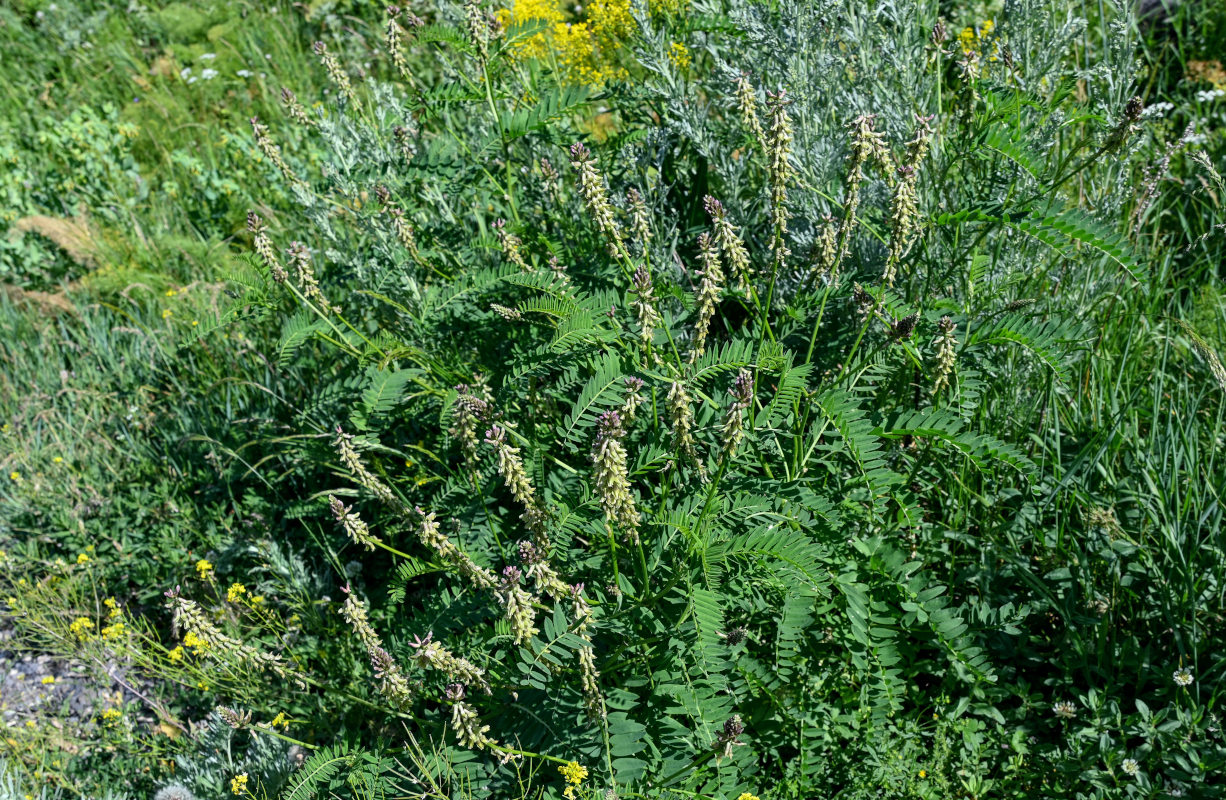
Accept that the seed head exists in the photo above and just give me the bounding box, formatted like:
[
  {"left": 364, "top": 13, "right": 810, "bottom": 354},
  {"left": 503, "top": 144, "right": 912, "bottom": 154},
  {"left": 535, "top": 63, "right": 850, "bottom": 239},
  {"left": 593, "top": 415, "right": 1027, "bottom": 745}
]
[
  {"left": 631, "top": 266, "right": 661, "bottom": 364},
  {"left": 569, "top": 143, "right": 625, "bottom": 258},
  {"left": 627, "top": 187, "right": 652, "bottom": 250},
  {"left": 713, "top": 714, "right": 746, "bottom": 761},
  {"left": 931, "top": 316, "right": 958, "bottom": 396},
  {"left": 719, "top": 369, "right": 754, "bottom": 460},
  {"left": 493, "top": 218, "right": 532, "bottom": 271},
  {"left": 280, "top": 88, "right": 314, "bottom": 127},
  {"left": 329, "top": 495, "right": 382, "bottom": 551},
  {"left": 704, "top": 196, "right": 752, "bottom": 290},
  {"left": 735, "top": 73, "right": 766, "bottom": 151},
  {"left": 690, "top": 232, "right": 725, "bottom": 362},
  {"left": 314, "top": 41, "right": 356, "bottom": 105},
  {"left": 592, "top": 411, "right": 640, "bottom": 545}
]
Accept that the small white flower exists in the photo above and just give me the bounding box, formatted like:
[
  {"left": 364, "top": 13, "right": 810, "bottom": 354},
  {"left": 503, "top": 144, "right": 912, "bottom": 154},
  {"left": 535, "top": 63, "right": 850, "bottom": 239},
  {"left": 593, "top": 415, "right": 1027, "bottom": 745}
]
[
  {"left": 236, "top": 69, "right": 253, "bottom": 78},
  {"left": 180, "top": 67, "right": 192, "bottom": 80},
  {"left": 1195, "top": 89, "right": 1226, "bottom": 103},
  {"left": 1120, "top": 758, "right": 1139, "bottom": 776},
  {"left": 1174, "top": 667, "right": 1193, "bottom": 686},
  {"left": 188, "top": 77, "right": 198, "bottom": 84},
  {"left": 200, "top": 52, "right": 217, "bottom": 61},
  {"left": 201, "top": 68, "right": 219, "bottom": 80},
  {"left": 1052, "top": 701, "right": 1077, "bottom": 719},
  {"left": 1142, "top": 102, "right": 1173, "bottom": 119}
]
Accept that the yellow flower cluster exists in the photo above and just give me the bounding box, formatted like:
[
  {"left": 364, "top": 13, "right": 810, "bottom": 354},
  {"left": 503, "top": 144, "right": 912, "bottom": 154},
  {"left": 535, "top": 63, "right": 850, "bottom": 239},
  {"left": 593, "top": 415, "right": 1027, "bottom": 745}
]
[
  {"left": 227, "top": 582, "right": 247, "bottom": 602},
  {"left": 100, "top": 621, "right": 127, "bottom": 639},
  {"left": 668, "top": 41, "right": 691, "bottom": 70},
  {"left": 559, "top": 761, "right": 588, "bottom": 799},
  {"left": 957, "top": 19, "right": 999, "bottom": 62},
  {"left": 195, "top": 559, "right": 214, "bottom": 580},
  {"left": 501, "top": 0, "right": 563, "bottom": 59},
  {"left": 69, "top": 617, "right": 94, "bottom": 640},
  {"left": 499, "top": 0, "right": 636, "bottom": 86},
  {"left": 230, "top": 773, "right": 248, "bottom": 795},
  {"left": 649, "top": 0, "right": 688, "bottom": 16},
  {"left": 101, "top": 708, "right": 122, "bottom": 727},
  {"left": 183, "top": 631, "right": 208, "bottom": 656}
]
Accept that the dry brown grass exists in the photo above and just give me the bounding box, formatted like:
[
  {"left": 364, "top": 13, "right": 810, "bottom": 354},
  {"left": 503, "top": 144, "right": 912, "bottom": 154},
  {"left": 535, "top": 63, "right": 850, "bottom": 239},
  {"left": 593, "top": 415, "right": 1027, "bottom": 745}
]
[{"left": 13, "top": 214, "right": 99, "bottom": 269}]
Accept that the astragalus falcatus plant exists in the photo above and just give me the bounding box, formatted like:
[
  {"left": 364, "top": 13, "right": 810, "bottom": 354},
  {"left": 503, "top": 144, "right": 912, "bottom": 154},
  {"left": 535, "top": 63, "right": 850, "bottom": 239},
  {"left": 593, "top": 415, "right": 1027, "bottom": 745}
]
[{"left": 186, "top": 0, "right": 1219, "bottom": 797}]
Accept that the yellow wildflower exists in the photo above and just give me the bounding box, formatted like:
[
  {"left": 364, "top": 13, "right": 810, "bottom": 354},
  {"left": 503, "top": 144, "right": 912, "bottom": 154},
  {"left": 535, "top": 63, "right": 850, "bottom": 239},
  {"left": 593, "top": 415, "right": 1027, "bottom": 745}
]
[
  {"left": 9, "top": 471, "right": 19, "bottom": 482},
  {"left": 53, "top": 456, "right": 63, "bottom": 464},
  {"left": 41, "top": 676, "right": 54, "bottom": 685},
  {"left": 649, "top": 0, "right": 688, "bottom": 15},
  {"left": 101, "top": 708, "right": 122, "bottom": 727},
  {"left": 168, "top": 646, "right": 185, "bottom": 662},
  {"left": 500, "top": 0, "right": 631, "bottom": 86},
  {"left": 559, "top": 761, "right": 588, "bottom": 799},
  {"left": 957, "top": 26, "right": 976, "bottom": 55},
  {"left": 919, "top": 769, "right": 928, "bottom": 778},
  {"left": 162, "top": 308, "right": 173, "bottom": 319},
  {"left": 588, "top": 0, "right": 633, "bottom": 44},
  {"left": 736, "top": 794, "right": 761, "bottom": 800},
  {"left": 270, "top": 711, "right": 289, "bottom": 730},
  {"left": 197, "top": 680, "right": 210, "bottom": 691},
  {"left": 956, "top": 20, "right": 997, "bottom": 60},
  {"left": 250, "top": 595, "right": 266, "bottom": 606},
  {"left": 104, "top": 597, "right": 121, "bottom": 618},
  {"left": 183, "top": 631, "right": 207, "bottom": 655},
  {"left": 230, "top": 773, "right": 248, "bottom": 795},
  {"left": 500, "top": 0, "right": 564, "bottom": 59},
  {"left": 69, "top": 617, "right": 94, "bottom": 640},
  {"left": 195, "top": 559, "right": 214, "bottom": 580},
  {"left": 227, "top": 582, "right": 247, "bottom": 602},
  {"left": 668, "top": 41, "right": 691, "bottom": 70},
  {"left": 76, "top": 553, "right": 90, "bottom": 565},
  {"left": 100, "top": 622, "right": 127, "bottom": 639},
  {"left": 165, "top": 288, "right": 178, "bottom": 297}
]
